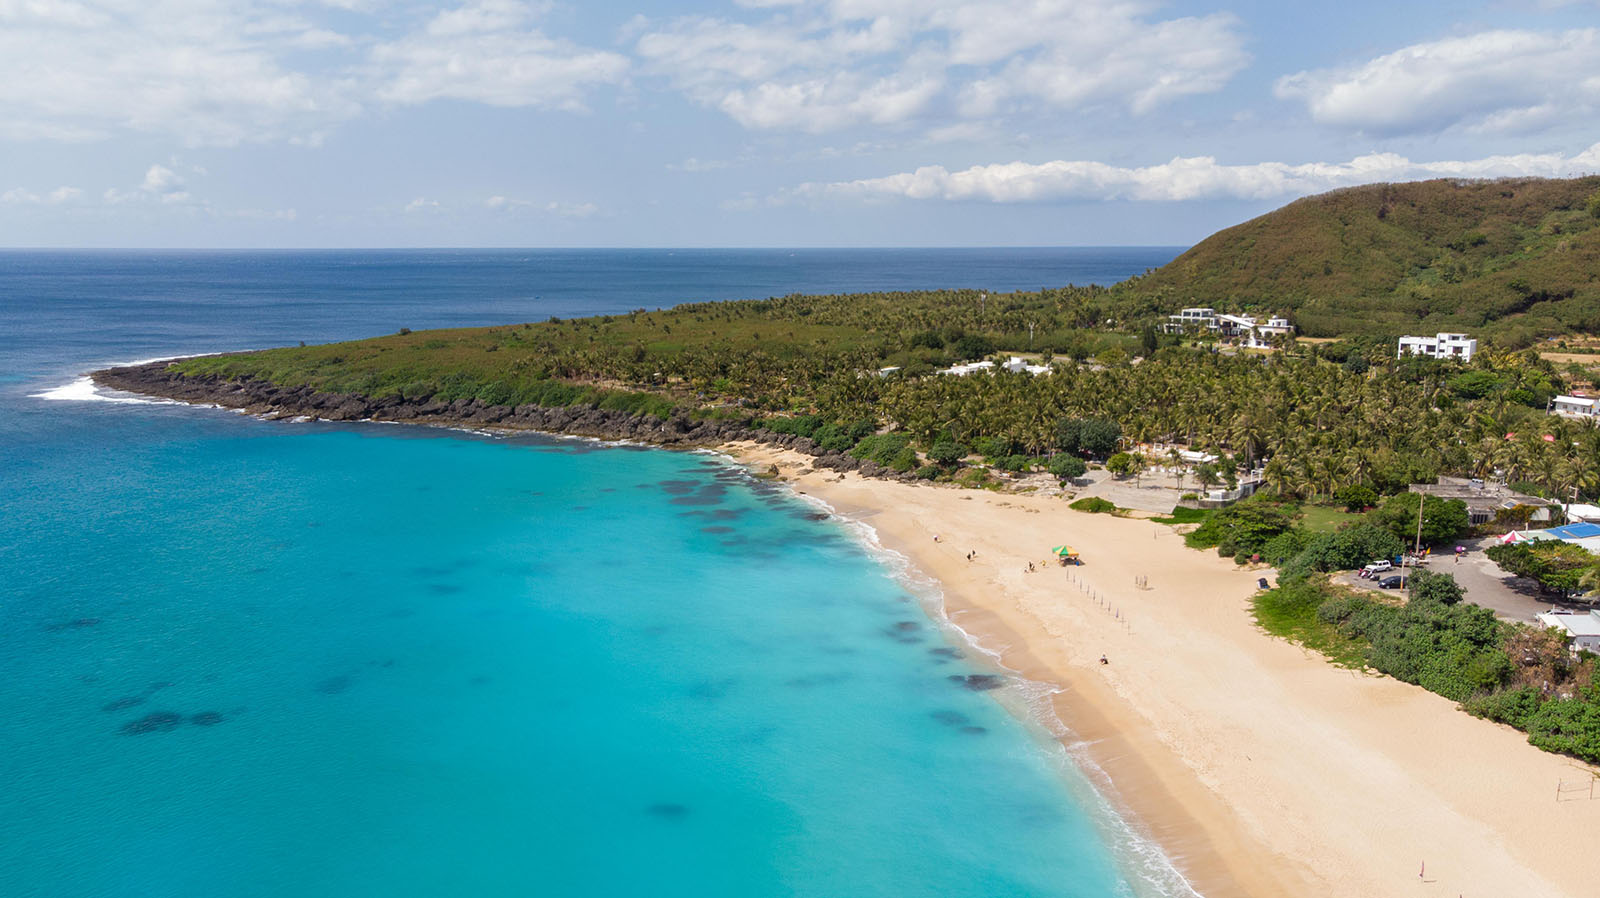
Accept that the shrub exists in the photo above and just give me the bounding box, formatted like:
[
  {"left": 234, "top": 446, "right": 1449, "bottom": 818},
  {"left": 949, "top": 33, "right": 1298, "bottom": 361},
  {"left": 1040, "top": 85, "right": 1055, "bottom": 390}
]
[
  {"left": 1335, "top": 484, "right": 1378, "bottom": 512},
  {"left": 850, "top": 433, "right": 913, "bottom": 468},
  {"left": 913, "top": 464, "right": 941, "bottom": 480},
  {"left": 1280, "top": 523, "right": 1405, "bottom": 579},
  {"left": 1053, "top": 417, "right": 1121, "bottom": 457},
  {"left": 1260, "top": 529, "right": 1310, "bottom": 566},
  {"left": 992, "top": 454, "right": 1033, "bottom": 473},
  {"left": 1368, "top": 493, "right": 1470, "bottom": 545},
  {"left": 1047, "top": 454, "right": 1087, "bottom": 481},
  {"left": 971, "top": 435, "right": 1017, "bottom": 458},
  {"left": 1186, "top": 498, "right": 1295, "bottom": 557},
  {"left": 927, "top": 439, "right": 966, "bottom": 467},
  {"left": 1069, "top": 497, "right": 1118, "bottom": 514}
]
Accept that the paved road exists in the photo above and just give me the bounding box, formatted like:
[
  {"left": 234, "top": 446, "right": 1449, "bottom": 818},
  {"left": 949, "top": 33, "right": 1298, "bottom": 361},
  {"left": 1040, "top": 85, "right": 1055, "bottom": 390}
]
[{"left": 1336, "top": 538, "right": 1593, "bottom": 623}]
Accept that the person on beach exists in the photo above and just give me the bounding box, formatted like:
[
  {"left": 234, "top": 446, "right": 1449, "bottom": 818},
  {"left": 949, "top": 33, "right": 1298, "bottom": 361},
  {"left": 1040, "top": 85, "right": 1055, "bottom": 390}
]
[{"left": 1099, "top": 654, "right": 1108, "bottom": 665}]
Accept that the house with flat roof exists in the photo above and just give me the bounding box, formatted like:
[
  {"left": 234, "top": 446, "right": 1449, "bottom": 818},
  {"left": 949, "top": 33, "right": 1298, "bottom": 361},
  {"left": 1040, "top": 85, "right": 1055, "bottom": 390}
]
[
  {"left": 1410, "top": 477, "right": 1553, "bottom": 525},
  {"left": 1162, "top": 307, "right": 1218, "bottom": 334},
  {"left": 1397, "top": 332, "right": 1477, "bottom": 362},
  {"left": 1551, "top": 395, "right": 1598, "bottom": 419},
  {"left": 1536, "top": 610, "right": 1600, "bottom": 654}
]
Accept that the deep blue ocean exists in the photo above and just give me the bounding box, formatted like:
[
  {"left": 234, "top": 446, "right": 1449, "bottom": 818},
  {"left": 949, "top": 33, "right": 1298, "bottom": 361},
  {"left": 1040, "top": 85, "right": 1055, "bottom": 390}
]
[{"left": 0, "top": 248, "right": 1190, "bottom": 898}]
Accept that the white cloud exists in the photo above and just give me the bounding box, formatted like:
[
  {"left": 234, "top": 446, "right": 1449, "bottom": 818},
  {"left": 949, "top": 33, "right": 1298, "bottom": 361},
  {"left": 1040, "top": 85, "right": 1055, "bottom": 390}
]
[
  {"left": 1276, "top": 28, "right": 1600, "bottom": 136},
  {"left": 372, "top": 1, "right": 628, "bottom": 110},
  {"left": 793, "top": 143, "right": 1600, "bottom": 204},
  {"left": 635, "top": 0, "right": 1247, "bottom": 133},
  {"left": 484, "top": 195, "right": 599, "bottom": 217},
  {"left": 0, "top": 185, "right": 83, "bottom": 204},
  {"left": 104, "top": 163, "right": 197, "bottom": 204},
  {"left": 0, "top": 0, "right": 626, "bottom": 145},
  {"left": 403, "top": 197, "right": 441, "bottom": 213}
]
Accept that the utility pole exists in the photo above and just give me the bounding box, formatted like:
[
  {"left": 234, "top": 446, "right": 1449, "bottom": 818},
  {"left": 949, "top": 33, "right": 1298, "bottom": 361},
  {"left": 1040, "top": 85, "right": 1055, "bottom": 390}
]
[
  {"left": 1402, "top": 489, "right": 1425, "bottom": 594},
  {"left": 979, "top": 292, "right": 987, "bottom": 317}
]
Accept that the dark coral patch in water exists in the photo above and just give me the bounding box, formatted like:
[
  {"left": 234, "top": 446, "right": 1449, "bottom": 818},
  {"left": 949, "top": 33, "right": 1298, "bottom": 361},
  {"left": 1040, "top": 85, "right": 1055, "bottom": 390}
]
[
  {"left": 189, "top": 712, "right": 224, "bottom": 726},
  {"left": 121, "top": 711, "right": 184, "bottom": 735},
  {"left": 961, "top": 725, "right": 988, "bottom": 735},
  {"left": 688, "top": 678, "right": 736, "bottom": 699},
  {"left": 930, "top": 710, "right": 970, "bottom": 727},
  {"left": 645, "top": 803, "right": 689, "bottom": 819},
  {"left": 670, "top": 485, "right": 727, "bottom": 506},
  {"left": 316, "top": 675, "right": 353, "bottom": 695},
  {"left": 46, "top": 618, "right": 101, "bottom": 632},
  {"left": 882, "top": 621, "right": 924, "bottom": 643},
  {"left": 928, "top": 647, "right": 963, "bottom": 659},
  {"left": 949, "top": 674, "right": 1006, "bottom": 691},
  {"left": 700, "top": 526, "right": 735, "bottom": 534},
  {"left": 657, "top": 479, "right": 700, "bottom": 495},
  {"left": 102, "top": 696, "right": 145, "bottom": 712}
]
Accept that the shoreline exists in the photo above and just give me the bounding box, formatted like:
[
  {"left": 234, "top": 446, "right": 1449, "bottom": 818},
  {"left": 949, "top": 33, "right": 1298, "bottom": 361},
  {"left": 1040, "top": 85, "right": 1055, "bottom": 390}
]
[
  {"left": 727, "top": 443, "right": 1599, "bottom": 898},
  {"left": 82, "top": 365, "right": 1600, "bottom": 896}
]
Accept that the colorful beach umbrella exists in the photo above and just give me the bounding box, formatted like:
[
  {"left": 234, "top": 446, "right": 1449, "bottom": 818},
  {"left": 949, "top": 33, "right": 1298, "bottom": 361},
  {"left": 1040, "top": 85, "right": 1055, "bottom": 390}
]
[{"left": 1051, "top": 545, "right": 1076, "bottom": 556}]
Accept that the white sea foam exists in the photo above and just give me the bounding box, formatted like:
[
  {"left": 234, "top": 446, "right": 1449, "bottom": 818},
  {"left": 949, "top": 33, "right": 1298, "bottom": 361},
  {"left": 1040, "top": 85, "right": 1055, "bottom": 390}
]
[
  {"left": 31, "top": 375, "right": 180, "bottom": 405},
  {"left": 30, "top": 354, "right": 218, "bottom": 405}
]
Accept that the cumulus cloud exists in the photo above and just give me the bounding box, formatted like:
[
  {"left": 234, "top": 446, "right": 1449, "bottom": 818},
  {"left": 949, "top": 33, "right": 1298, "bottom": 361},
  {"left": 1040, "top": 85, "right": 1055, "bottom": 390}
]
[
  {"left": 103, "top": 163, "right": 197, "bottom": 204},
  {"left": 635, "top": 0, "right": 1247, "bottom": 133},
  {"left": 0, "top": 185, "right": 83, "bottom": 204},
  {"left": 1276, "top": 28, "right": 1600, "bottom": 136},
  {"left": 0, "top": 0, "right": 626, "bottom": 146},
  {"left": 792, "top": 143, "right": 1600, "bottom": 204},
  {"left": 373, "top": 0, "right": 628, "bottom": 109}
]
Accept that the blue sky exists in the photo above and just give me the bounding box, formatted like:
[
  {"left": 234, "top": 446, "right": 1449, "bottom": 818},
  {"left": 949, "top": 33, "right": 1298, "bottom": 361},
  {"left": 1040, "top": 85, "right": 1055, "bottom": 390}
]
[{"left": 1, "top": 0, "right": 1597, "bottom": 247}]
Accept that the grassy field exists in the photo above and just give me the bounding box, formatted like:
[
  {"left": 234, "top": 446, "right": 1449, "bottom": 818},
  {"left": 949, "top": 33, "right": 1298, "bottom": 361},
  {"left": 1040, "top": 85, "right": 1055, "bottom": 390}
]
[
  {"left": 1299, "top": 504, "right": 1365, "bottom": 534},
  {"left": 1151, "top": 506, "right": 1211, "bottom": 525},
  {"left": 1252, "top": 578, "right": 1373, "bottom": 668}
]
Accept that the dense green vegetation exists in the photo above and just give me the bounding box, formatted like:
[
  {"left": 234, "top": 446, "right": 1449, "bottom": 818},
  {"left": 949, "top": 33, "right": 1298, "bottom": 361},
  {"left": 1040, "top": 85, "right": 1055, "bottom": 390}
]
[
  {"left": 1126, "top": 176, "right": 1600, "bottom": 342},
  {"left": 1257, "top": 569, "right": 1600, "bottom": 762},
  {"left": 1486, "top": 541, "right": 1599, "bottom": 597},
  {"left": 168, "top": 177, "right": 1600, "bottom": 505}
]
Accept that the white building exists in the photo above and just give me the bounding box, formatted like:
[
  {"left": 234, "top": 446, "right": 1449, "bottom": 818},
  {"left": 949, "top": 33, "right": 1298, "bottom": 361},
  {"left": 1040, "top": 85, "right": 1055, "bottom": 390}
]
[
  {"left": 1001, "top": 356, "right": 1052, "bottom": 376},
  {"left": 1397, "top": 332, "right": 1477, "bottom": 362},
  {"left": 1564, "top": 503, "right": 1600, "bottom": 523},
  {"left": 1551, "top": 395, "right": 1598, "bottom": 419},
  {"left": 1536, "top": 610, "right": 1600, "bottom": 654},
  {"left": 941, "top": 357, "right": 1050, "bottom": 376},
  {"left": 938, "top": 360, "right": 995, "bottom": 376},
  {"left": 1165, "top": 309, "right": 1295, "bottom": 347},
  {"left": 1162, "top": 307, "right": 1217, "bottom": 334}
]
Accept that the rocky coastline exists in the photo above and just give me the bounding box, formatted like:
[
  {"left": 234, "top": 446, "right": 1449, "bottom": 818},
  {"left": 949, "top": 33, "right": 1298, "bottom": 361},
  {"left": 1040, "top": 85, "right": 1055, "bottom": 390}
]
[{"left": 91, "top": 359, "right": 915, "bottom": 480}]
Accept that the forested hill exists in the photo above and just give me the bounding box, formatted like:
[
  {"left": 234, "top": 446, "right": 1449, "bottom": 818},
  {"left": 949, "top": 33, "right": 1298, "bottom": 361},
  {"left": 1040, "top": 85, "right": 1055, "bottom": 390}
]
[{"left": 1122, "top": 176, "right": 1600, "bottom": 341}]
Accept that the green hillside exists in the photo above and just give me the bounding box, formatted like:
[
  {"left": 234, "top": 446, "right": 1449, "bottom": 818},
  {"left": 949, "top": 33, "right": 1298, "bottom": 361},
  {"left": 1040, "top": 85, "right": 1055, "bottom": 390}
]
[{"left": 1123, "top": 176, "right": 1600, "bottom": 342}]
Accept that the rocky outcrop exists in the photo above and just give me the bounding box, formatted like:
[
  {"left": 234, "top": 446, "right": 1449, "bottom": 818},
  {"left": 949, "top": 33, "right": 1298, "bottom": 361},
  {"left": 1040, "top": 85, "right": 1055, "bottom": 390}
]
[{"left": 91, "top": 360, "right": 920, "bottom": 481}]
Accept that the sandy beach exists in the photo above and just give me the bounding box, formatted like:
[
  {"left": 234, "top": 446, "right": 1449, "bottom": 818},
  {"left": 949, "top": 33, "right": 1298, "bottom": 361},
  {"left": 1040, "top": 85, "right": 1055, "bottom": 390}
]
[{"left": 730, "top": 443, "right": 1600, "bottom": 898}]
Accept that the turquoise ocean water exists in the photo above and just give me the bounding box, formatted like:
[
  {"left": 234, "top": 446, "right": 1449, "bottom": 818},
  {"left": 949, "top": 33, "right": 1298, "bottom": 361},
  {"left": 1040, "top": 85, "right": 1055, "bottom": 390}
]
[{"left": 0, "top": 249, "right": 1193, "bottom": 898}]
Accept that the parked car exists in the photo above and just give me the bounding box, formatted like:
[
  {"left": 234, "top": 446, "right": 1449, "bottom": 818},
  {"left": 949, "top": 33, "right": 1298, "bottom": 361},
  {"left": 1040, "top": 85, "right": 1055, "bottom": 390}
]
[
  {"left": 1362, "top": 560, "right": 1393, "bottom": 576},
  {"left": 1377, "top": 574, "right": 1407, "bottom": 589}
]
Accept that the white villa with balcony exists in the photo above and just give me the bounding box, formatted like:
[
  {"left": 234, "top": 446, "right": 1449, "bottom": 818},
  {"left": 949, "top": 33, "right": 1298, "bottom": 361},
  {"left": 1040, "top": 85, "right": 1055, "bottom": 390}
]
[
  {"left": 1397, "top": 332, "right": 1477, "bottom": 362},
  {"left": 1163, "top": 308, "right": 1294, "bottom": 348}
]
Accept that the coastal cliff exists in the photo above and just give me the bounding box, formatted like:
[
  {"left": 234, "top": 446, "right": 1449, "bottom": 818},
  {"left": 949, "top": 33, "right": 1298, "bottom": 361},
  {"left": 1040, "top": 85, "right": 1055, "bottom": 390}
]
[{"left": 92, "top": 359, "right": 914, "bottom": 480}]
